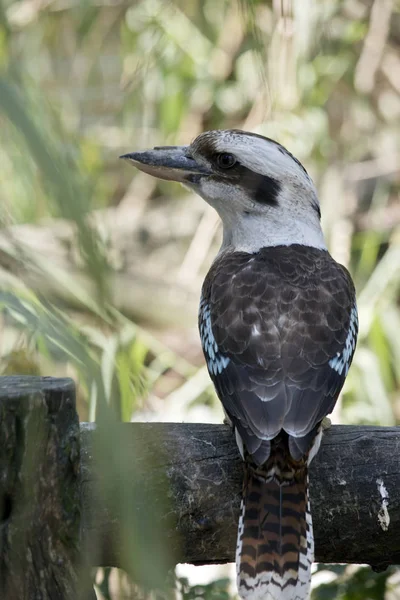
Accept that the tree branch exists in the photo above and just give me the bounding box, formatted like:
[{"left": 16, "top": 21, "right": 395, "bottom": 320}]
[{"left": 80, "top": 422, "right": 400, "bottom": 571}]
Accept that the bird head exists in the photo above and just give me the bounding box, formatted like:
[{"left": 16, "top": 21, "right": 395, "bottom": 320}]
[{"left": 121, "top": 129, "right": 326, "bottom": 252}]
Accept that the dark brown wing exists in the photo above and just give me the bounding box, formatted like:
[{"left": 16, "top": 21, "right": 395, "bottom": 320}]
[{"left": 199, "top": 244, "right": 357, "bottom": 464}]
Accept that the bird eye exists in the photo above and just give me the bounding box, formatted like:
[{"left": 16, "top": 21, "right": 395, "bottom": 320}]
[{"left": 216, "top": 153, "right": 236, "bottom": 169}]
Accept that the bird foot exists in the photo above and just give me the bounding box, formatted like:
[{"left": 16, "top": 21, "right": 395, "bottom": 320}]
[{"left": 322, "top": 417, "right": 332, "bottom": 431}]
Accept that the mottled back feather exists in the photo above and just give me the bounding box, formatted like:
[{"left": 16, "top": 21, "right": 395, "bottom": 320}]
[{"left": 200, "top": 244, "right": 357, "bottom": 463}]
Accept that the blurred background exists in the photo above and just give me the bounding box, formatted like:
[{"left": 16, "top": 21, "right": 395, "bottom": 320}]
[{"left": 1, "top": 0, "right": 400, "bottom": 598}]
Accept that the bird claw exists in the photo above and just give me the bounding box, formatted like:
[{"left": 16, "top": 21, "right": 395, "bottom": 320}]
[
  {"left": 322, "top": 417, "right": 332, "bottom": 431},
  {"left": 223, "top": 416, "right": 234, "bottom": 431}
]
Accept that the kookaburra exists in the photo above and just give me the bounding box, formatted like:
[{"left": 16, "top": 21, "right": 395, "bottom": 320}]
[{"left": 121, "top": 130, "right": 358, "bottom": 600}]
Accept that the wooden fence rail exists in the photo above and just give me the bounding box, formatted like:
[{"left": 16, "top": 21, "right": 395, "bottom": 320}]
[{"left": 0, "top": 376, "right": 399, "bottom": 599}]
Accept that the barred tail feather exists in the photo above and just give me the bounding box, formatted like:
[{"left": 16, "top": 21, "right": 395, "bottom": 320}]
[{"left": 236, "top": 464, "right": 313, "bottom": 600}]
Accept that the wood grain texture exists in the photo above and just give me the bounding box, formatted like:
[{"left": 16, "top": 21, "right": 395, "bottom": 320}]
[
  {"left": 0, "top": 376, "right": 95, "bottom": 600},
  {"left": 1, "top": 375, "right": 398, "bottom": 583},
  {"left": 80, "top": 422, "right": 400, "bottom": 571}
]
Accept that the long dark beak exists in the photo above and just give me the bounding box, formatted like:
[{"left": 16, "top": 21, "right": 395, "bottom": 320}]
[{"left": 119, "top": 145, "right": 211, "bottom": 183}]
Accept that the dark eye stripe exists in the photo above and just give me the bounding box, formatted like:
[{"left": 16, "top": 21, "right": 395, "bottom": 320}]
[
  {"left": 212, "top": 160, "right": 280, "bottom": 207},
  {"left": 235, "top": 165, "right": 281, "bottom": 206},
  {"left": 191, "top": 133, "right": 282, "bottom": 207}
]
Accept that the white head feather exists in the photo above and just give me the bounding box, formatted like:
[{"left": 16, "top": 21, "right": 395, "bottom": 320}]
[{"left": 189, "top": 130, "right": 326, "bottom": 253}]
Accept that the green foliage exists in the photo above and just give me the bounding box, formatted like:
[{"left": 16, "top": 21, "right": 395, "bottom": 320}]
[
  {"left": 312, "top": 565, "right": 397, "bottom": 600},
  {"left": 0, "top": 289, "right": 151, "bottom": 421},
  {"left": 177, "top": 577, "right": 231, "bottom": 600}
]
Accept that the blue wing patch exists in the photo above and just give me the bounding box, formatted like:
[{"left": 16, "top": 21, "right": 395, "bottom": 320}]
[
  {"left": 199, "top": 296, "right": 230, "bottom": 375},
  {"left": 329, "top": 304, "right": 358, "bottom": 376}
]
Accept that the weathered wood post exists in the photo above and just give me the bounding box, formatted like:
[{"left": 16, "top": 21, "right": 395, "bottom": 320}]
[
  {"left": 80, "top": 422, "right": 400, "bottom": 570},
  {"left": 0, "top": 376, "right": 94, "bottom": 600}
]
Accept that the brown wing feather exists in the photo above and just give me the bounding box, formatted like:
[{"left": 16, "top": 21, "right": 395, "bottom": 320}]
[{"left": 201, "top": 244, "right": 357, "bottom": 461}]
